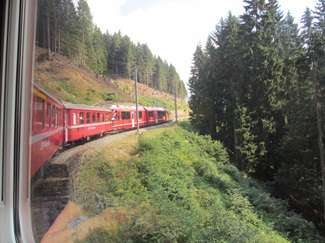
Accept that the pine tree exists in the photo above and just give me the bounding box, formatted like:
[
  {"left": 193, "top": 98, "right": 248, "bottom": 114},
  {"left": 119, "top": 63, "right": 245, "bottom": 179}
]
[
  {"left": 76, "top": 0, "right": 93, "bottom": 66},
  {"left": 189, "top": 45, "right": 207, "bottom": 133},
  {"left": 313, "top": 0, "right": 325, "bottom": 223}
]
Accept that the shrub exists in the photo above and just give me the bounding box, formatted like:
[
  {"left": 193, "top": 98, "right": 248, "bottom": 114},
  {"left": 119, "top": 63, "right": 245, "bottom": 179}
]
[{"left": 77, "top": 126, "right": 324, "bottom": 243}]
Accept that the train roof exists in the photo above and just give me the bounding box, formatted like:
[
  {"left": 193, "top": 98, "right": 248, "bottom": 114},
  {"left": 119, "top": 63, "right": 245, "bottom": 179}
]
[
  {"left": 110, "top": 105, "right": 146, "bottom": 111},
  {"left": 64, "top": 102, "right": 112, "bottom": 112},
  {"left": 33, "top": 82, "right": 64, "bottom": 106},
  {"left": 144, "top": 107, "right": 168, "bottom": 112}
]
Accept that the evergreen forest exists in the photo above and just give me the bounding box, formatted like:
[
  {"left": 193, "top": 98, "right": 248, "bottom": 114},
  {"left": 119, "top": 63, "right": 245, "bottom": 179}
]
[
  {"left": 36, "top": 0, "right": 187, "bottom": 98},
  {"left": 189, "top": 0, "right": 325, "bottom": 233}
]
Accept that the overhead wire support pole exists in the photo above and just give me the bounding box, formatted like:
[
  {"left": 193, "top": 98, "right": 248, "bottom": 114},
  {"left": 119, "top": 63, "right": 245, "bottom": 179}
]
[{"left": 135, "top": 68, "right": 140, "bottom": 134}]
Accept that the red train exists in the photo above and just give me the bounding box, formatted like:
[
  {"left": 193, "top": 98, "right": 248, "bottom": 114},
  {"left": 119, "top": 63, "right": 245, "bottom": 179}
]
[{"left": 31, "top": 83, "right": 169, "bottom": 177}]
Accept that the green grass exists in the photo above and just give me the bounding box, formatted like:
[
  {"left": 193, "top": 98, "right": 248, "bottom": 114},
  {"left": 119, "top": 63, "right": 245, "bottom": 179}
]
[{"left": 75, "top": 124, "right": 323, "bottom": 243}]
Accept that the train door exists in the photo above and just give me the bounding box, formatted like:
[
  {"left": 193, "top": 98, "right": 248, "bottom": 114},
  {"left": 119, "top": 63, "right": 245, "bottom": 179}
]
[{"left": 131, "top": 112, "right": 135, "bottom": 128}]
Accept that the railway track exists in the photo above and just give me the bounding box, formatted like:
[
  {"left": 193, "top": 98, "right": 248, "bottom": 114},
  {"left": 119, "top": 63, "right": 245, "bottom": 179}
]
[{"left": 31, "top": 121, "right": 174, "bottom": 241}]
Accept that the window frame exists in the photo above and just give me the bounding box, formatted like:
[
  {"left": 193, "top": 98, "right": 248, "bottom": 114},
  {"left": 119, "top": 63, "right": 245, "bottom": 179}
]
[
  {"left": 0, "top": 0, "right": 7, "bottom": 205},
  {"left": 2, "top": 0, "right": 39, "bottom": 242}
]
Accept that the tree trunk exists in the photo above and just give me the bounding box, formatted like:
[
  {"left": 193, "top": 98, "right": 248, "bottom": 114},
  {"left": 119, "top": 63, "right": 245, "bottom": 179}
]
[
  {"left": 314, "top": 61, "right": 325, "bottom": 223},
  {"left": 234, "top": 116, "right": 239, "bottom": 168},
  {"left": 46, "top": 9, "right": 51, "bottom": 59},
  {"left": 58, "top": 30, "right": 61, "bottom": 54},
  {"left": 54, "top": 10, "right": 57, "bottom": 53}
]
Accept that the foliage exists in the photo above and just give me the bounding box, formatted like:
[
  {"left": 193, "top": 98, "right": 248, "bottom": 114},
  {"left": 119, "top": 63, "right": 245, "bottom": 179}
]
[
  {"left": 36, "top": 0, "right": 187, "bottom": 98},
  {"left": 189, "top": 0, "right": 325, "bottom": 230},
  {"left": 76, "top": 125, "right": 323, "bottom": 242}
]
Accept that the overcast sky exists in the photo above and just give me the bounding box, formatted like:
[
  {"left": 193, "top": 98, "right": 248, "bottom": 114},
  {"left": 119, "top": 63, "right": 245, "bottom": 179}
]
[{"left": 87, "top": 0, "right": 317, "bottom": 85}]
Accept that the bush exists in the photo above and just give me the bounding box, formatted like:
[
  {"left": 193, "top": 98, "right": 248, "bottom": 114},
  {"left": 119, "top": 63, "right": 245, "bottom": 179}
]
[{"left": 77, "top": 127, "right": 324, "bottom": 243}]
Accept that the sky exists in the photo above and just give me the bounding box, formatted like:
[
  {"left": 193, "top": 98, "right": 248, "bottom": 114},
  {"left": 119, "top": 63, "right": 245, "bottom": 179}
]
[{"left": 87, "top": 0, "right": 317, "bottom": 86}]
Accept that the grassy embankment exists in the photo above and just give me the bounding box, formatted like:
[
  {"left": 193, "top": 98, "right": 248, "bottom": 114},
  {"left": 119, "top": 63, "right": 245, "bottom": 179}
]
[
  {"left": 73, "top": 123, "right": 323, "bottom": 243},
  {"left": 34, "top": 50, "right": 188, "bottom": 119}
]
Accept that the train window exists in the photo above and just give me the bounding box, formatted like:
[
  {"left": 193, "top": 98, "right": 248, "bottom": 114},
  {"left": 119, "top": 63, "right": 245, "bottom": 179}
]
[
  {"left": 72, "top": 113, "right": 77, "bottom": 125},
  {"left": 122, "top": 111, "right": 131, "bottom": 120},
  {"left": 80, "top": 112, "right": 84, "bottom": 124},
  {"left": 52, "top": 106, "right": 56, "bottom": 127},
  {"left": 148, "top": 111, "right": 154, "bottom": 117},
  {"left": 102, "top": 113, "right": 105, "bottom": 122},
  {"left": 92, "top": 113, "right": 96, "bottom": 123},
  {"left": 86, "top": 112, "right": 91, "bottom": 124},
  {"left": 97, "top": 112, "right": 100, "bottom": 122},
  {"left": 55, "top": 108, "right": 58, "bottom": 128},
  {"left": 158, "top": 111, "right": 165, "bottom": 119},
  {"left": 47, "top": 103, "right": 51, "bottom": 127},
  {"left": 112, "top": 111, "right": 120, "bottom": 120},
  {"left": 35, "top": 96, "right": 45, "bottom": 131},
  {"left": 139, "top": 111, "right": 143, "bottom": 119}
]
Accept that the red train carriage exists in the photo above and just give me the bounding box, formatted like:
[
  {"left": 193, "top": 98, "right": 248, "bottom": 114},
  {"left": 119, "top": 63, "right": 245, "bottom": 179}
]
[
  {"left": 144, "top": 107, "right": 169, "bottom": 125},
  {"left": 64, "top": 103, "right": 112, "bottom": 143},
  {"left": 31, "top": 84, "right": 170, "bottom": 177},
  {"left": 157, "top": 108, "right": 169, "bottom": 123},
  {"left": 111, "top": 105, "right": 146, "bottom": 131},
  {"left": 31, "top": 83, "right": 65, "bottom": 177}
]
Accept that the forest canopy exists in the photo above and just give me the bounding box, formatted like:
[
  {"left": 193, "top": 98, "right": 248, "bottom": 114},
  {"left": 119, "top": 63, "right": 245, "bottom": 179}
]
[
  {"left": 36, "top": 0, "right": 187, "bottom": 99},
  {"left": 189, "top": 0, "right": 325, "bottom": 233}
]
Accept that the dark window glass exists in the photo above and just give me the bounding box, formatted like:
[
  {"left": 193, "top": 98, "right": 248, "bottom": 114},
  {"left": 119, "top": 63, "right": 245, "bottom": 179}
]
[
  {"left": 97, "top": 112, "right": 100, "bottom": 122},
  {"left": 122, "top": 111, "right": 130, "bottom": 120},
  {"left": 158, "top": 111, "right": 165, "bottom": 119},
  {"left": 92, "top": 113, "right": 96, "bottom": 123},
  {"left": 86, "top": 112, "right": 91, "bottom": 124},
  {"left": 148, "top": 111, "right": 154, "bottom": 117},
  {"left": 139, "top": 112, "right": 142, "bottom": 119}
]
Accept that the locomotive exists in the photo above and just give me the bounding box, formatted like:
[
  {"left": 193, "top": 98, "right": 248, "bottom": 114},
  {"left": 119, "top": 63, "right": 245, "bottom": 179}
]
[{"left": 31, "top": 83, "right": 169, "bottom": 177}]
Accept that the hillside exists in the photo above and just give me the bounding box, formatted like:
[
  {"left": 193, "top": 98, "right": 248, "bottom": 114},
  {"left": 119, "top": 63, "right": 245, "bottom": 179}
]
[
  {"left": 36, "top": 0, "right": 187, "bottom": 100},
  {"left": 34, "top": 49, "right": 188, "bottom": 118},
  {"left": 41, "top": 123, "right": 323, "bottom": 243}
]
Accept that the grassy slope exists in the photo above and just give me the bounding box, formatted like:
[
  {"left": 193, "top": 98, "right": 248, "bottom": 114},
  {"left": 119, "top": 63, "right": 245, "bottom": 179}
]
[
  {"left": 74, "top": 124, "right": 323, "bottom": 243},
  {"left": 34, "top": 49, "right": 188, "bottom": 118}
]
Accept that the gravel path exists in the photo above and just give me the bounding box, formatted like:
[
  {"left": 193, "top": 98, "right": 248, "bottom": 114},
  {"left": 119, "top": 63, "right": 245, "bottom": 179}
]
[{"left": 51, "top": 121, "right": 174, "bottom": 166}]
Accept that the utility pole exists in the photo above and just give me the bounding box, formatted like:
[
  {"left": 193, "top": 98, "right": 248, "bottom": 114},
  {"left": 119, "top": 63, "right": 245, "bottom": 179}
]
[
  {"left": 174, "top": 80, "right": 178, "bottom": 123},
  {"left": 135, "top": 68, "right": 140, "bottom": 133}
]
